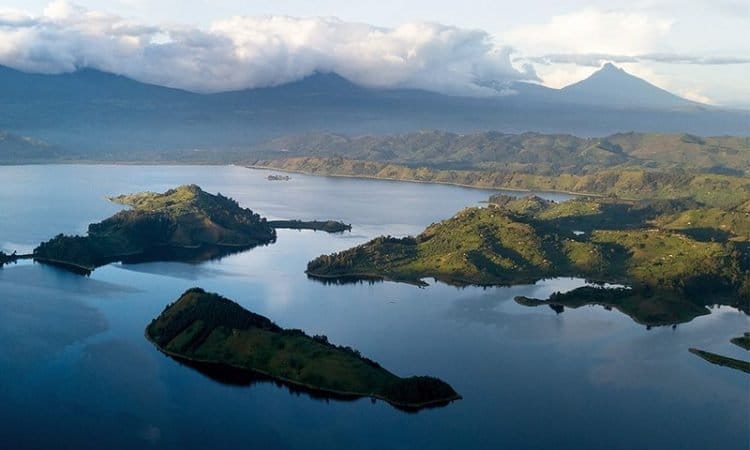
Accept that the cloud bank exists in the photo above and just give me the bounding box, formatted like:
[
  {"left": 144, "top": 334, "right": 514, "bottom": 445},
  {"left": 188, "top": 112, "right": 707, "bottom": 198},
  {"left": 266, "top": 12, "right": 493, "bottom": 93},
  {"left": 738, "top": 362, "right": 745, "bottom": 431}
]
[
  {"left": 0, "top": 1, "right": 537, "bottom": 95},
  {"left": 526, "top": 53, "right": 750, "bottom": 67}
]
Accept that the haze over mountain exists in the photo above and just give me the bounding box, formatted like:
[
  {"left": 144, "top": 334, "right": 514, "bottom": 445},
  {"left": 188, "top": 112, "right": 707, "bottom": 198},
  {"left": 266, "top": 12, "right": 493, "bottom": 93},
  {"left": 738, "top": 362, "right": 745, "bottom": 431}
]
[
  {"left": 557, "top": 63, "right": 698, "bottom": 109},
  {"left": 0, "top": 63, "right": 747, "bottom": 161}
]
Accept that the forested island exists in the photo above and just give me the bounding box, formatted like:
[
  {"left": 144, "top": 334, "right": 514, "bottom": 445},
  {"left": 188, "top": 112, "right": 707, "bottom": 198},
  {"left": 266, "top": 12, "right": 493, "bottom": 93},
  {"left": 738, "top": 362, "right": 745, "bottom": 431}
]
[
  {"left": 146, "top": 288, "right": 460, "bottom": 410},
  {"left": 33, "top": 185, "right": 276, "bottom": 273},
  {"left": 33, "top": 185, "right": 348, "bottom": 274},
  {"left": 307, "top": 194, "right": 749, "bottom": 326}
]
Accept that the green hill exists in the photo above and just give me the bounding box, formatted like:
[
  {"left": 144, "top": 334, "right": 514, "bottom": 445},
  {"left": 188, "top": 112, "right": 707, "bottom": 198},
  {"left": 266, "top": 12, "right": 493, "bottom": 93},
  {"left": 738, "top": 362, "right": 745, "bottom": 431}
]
[
  {"left": 34, "top": 185, "right": 276, "bottom": 272},
  {"left": 147, "top": 288, "right": 460, "bottom": 410},
  {"left": 307, "top": 196, "right": 749, "bottom": 324}
]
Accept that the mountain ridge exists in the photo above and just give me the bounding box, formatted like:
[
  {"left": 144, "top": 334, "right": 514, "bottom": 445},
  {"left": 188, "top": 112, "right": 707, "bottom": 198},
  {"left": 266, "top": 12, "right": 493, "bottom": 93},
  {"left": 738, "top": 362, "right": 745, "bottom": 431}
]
[{"left": 0, "top": 63, "right": 747, "bottom": 157}]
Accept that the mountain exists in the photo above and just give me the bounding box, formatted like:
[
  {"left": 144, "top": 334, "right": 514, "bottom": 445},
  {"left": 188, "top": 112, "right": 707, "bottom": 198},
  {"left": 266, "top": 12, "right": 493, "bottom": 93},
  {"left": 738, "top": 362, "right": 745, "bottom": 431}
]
[
  {"left": 559, "top": 63, "right": 696, "bottom": 109},
  {"left": 0, "top": 64, "right": 747, "bottom": 160}
]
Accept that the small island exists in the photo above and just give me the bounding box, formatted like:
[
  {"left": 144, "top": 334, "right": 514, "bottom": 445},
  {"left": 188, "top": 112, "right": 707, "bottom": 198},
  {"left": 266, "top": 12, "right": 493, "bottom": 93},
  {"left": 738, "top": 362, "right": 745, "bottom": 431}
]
[
  {"left": 33, "top": 185, "right": 277, "bottom": 273},
  {"left": 268, "top": 219, "right": 351, "bottom": 233},
  {"left": 306, "top": 194, "right": 749, "bottom": 325},
  {"left": 146, "top": 288, "right": 460, "bottom": 410},
  {"left": 32, "top": 185, "right": 353, "bottom": 274}
]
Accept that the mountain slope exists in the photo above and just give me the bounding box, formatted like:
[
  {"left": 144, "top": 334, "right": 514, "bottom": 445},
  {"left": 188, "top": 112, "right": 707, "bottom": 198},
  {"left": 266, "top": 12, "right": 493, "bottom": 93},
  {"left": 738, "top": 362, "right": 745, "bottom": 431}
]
[
  {"left": 560, "top": 63, "right": 696, "bottom": 109},
  {"left": 0, "top": 64, "right": 747, "bottom": 159}
]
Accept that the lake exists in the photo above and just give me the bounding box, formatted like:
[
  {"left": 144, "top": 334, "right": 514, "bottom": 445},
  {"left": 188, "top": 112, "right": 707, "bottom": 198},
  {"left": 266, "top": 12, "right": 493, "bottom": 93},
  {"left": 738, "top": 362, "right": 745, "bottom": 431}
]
[{"left": 0, "top": 165, "right": 747, "bottom": 450}]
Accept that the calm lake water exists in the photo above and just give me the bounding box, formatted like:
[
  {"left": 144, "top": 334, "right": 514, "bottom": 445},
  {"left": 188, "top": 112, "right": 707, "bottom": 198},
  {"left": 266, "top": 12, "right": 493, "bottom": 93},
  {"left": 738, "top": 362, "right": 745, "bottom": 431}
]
[{"left": 0, "top": 165, "right": 747, "bottom": 450}]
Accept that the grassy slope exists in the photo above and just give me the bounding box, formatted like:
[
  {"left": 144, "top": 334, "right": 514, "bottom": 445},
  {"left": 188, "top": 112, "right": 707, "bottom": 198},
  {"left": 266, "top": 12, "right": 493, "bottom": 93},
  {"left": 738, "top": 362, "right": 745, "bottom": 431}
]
[
  {"left": 147, "top": 289, "right": 459, "bottom": 408},
  {"left": 307, "top": 196, "right": 749, "bottom": 324},
  {"left": 309, "top": 198, "right": 747, "bottom": 290}
]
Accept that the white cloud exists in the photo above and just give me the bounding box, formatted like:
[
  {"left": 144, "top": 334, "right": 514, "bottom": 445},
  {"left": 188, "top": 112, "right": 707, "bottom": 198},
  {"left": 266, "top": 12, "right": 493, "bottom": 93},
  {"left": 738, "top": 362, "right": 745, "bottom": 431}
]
[
  {"left": 504, "top": 6, "right": 749, "bottom": 106},
  {"left": 0, "top": 1, "right": 536, "bottom": 95},
  {"left": 504, "top": 8, "right": 674, "bottom": 56},
  {"left": 532, "top": 64, "right": 597, "bottom": 89}
]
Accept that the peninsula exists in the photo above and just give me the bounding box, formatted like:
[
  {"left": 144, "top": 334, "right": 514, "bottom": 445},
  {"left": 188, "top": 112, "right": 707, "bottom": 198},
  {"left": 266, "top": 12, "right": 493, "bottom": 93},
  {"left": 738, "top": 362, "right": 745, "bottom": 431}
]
[
  {"left": 146, "top": 288, "right": 460, "bottom": 410},
  {"left": 307, "top": 194, "right": 749, "bottom": 325}
]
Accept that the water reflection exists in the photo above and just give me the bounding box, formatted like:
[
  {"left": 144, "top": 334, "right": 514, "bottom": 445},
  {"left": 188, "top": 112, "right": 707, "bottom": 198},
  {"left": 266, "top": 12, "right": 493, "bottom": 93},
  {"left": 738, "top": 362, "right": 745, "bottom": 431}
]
[
  {"left": 112, "top": 261, "right": 245, "bottom": 280},
  {"left": 0, "top": 268, "right": 109, "bottom": 368},
  {"left": 161, "top": 352, "right": 454, "bottom": 413}
]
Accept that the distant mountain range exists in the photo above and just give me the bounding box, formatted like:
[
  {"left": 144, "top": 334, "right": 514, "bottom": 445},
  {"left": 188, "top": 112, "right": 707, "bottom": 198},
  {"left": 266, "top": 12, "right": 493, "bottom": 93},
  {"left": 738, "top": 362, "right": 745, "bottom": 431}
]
[{"left": 0, "top": 63, "right": 747, "bottom": 159}]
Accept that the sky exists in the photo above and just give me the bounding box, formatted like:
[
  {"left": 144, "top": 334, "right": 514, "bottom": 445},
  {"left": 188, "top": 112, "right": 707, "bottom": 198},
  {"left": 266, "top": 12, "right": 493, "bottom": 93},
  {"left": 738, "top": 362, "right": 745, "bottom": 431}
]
[{"left": 0, "top": 0, "right": 748, "bottom": 106}]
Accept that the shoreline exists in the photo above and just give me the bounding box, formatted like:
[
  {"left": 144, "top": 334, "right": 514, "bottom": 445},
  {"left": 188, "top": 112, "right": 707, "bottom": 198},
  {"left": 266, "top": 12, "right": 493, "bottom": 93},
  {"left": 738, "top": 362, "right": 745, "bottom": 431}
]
[
  {"left": 1, "top": 160, "right": 592, "bottom": 198},
  {"left": 245, "top": 163, "right": 598, "bottom": 198},
  {"left": 33, "top": 257, "right": 95, "bottom": 273},
  {"left": 305, "top": 269, "right": 579, "bottom": 289},
  {"left": 144, "top": 331, "right": 462, "bottom": 410}
]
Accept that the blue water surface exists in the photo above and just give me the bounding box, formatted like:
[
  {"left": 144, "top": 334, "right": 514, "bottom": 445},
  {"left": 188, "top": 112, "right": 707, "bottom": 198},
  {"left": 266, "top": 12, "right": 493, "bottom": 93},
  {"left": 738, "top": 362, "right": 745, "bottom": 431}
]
[{"left": 0, "top": 165, "right": 746, "bottom": 450}]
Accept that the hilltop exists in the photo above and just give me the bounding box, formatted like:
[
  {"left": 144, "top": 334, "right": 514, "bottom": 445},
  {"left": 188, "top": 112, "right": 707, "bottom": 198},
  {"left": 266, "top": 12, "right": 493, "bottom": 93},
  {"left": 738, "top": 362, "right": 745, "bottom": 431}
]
[{"left": 146, "top": 288, "right": 460, "bottom": 410}]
